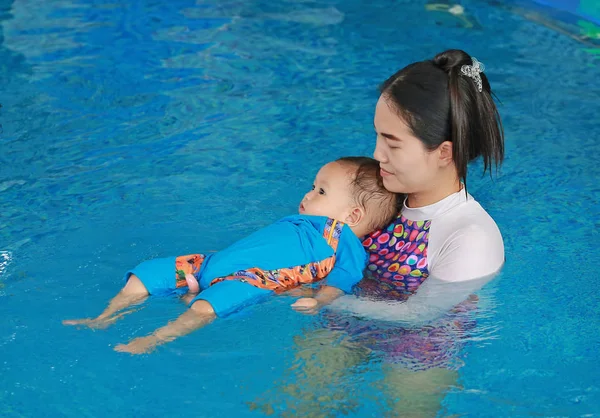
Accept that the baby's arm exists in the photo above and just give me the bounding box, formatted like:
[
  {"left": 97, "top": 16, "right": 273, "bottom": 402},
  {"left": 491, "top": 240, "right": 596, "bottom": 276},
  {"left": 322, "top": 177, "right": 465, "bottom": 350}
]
[
  {"left": 291, "top": 260, "right": 361, "bottom": 314},
  {"left": 291, "top": 227, "right": 366, "bottom": 314},
  {"left": 291, "top": 285, "right": 344, "bottom": 314}
]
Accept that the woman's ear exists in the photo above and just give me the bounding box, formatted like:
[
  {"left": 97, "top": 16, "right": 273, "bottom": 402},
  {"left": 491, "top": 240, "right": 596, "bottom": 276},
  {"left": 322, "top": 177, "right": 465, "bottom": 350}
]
[
  {"left": 345, "top": 207, "right": 364, "bottom": 227},
  {"left": 438, "top": 141, "right": 453, "bottom": 167}
]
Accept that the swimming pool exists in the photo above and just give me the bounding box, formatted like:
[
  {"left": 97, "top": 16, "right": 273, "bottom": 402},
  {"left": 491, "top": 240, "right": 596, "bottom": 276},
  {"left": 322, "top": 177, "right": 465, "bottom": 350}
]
[{"left": 1, "top": 0, "right": 599, "bottom": 416}]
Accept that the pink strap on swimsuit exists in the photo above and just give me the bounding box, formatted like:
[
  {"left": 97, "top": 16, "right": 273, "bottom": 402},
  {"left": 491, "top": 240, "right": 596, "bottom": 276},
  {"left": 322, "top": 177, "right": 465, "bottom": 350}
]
[{"left": 175, "top": 254, "right": 205, "bottom": 292}]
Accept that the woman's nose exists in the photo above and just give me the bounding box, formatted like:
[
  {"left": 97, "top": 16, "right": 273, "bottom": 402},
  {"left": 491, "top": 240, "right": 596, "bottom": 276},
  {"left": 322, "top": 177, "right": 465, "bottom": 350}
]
[{"left": 373, "top": 138, "right": 388, "bottom": 163}]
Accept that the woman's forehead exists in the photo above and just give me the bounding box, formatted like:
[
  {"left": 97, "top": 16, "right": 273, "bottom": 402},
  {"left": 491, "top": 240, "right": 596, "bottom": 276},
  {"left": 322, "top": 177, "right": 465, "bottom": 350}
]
[{"left": 374, "top": 97, "right": 410, "bottom": 133}]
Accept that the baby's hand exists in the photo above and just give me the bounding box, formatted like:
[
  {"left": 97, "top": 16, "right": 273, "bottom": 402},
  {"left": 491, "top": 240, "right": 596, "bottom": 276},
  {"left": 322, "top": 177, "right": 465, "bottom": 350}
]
[{"left": 291, "top": 297, "right": 320, "bottom": 315}]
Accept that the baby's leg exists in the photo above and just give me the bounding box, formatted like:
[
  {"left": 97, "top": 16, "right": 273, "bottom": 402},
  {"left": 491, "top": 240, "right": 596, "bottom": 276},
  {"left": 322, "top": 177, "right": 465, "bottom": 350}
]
[
  {"left": 63, "top": 274, "right": 149, "bottom": 329},
  {"left": 115, "top": 279, "right": 272, "bottom": 354},
  {"left": 114, "top": 299, "right": 216, "bottom": 354}
]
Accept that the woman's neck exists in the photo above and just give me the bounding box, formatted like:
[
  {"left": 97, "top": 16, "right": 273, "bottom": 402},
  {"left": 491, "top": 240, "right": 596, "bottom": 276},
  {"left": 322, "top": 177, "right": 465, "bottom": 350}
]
[{"left": 406, "top": 174, "right": 462, "bottom": 209}]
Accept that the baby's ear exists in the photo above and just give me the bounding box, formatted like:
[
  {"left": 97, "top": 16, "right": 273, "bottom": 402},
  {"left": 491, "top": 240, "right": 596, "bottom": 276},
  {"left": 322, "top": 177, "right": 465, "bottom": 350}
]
[{"left": 345, "top": 207, "right": 364, "bottom": 227}]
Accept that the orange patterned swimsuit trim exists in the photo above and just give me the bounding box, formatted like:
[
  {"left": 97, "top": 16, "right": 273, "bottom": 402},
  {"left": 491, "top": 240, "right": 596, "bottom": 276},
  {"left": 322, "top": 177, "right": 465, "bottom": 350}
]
[
  {"left": 211, "top": 218, "right": 342, "bottom": 292},
  {"left": 175, "top": 254, "right": 206, "bottom": 289}
]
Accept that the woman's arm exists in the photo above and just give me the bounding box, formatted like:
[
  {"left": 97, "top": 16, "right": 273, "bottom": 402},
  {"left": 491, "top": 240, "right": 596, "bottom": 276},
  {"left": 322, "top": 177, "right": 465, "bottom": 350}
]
[{"left": 330, "top": 273, "right": 497, "bottom": 325}]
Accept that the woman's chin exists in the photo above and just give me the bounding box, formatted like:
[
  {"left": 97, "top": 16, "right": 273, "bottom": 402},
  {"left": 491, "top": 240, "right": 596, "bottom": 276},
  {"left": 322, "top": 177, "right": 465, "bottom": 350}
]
[{"left": 382, "top": 177, "right": 406, "bottom": 194}]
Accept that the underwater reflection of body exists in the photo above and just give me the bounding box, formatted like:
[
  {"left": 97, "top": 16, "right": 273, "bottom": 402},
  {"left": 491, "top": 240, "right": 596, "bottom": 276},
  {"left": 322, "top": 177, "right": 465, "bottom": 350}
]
[
  {"left": 251, "top": 290, "right": 490, "bottom": 418},
  {"left": 250, "top": 277, "right": 500, "bottom": 417}
]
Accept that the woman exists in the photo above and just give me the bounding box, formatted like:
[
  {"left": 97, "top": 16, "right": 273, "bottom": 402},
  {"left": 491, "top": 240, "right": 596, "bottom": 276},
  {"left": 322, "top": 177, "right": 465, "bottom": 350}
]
[{"left": 258, "top": 49, "right": 505, "bottom": 417}]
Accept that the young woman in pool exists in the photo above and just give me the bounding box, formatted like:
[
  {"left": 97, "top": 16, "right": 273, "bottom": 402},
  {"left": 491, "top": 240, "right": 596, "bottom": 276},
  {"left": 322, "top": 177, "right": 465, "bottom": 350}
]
[{"left": 257, "top": 49, "right": 505, "bottom": 418}]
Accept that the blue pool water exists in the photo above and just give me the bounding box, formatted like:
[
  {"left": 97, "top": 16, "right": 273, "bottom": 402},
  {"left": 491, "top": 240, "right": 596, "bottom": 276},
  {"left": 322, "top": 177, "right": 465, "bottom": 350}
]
[{"left": 1, "top": 0, "right": 599, "bottom": 416}]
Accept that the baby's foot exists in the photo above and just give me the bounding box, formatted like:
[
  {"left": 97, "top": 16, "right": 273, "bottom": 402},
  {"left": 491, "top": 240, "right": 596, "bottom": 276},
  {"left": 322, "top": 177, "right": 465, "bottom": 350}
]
[{"left": 114, "top": 335, "right": 160, "bottom": 355}]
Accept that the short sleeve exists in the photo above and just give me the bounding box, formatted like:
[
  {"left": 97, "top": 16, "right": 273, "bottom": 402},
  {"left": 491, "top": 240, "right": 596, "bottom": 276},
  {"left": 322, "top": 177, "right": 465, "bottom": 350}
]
[
  {"left": 430, "top": 223, "right": 505, "bottom": 282},
  {"left": 324, "top": 227, "right": 367, "bottom": 293}
]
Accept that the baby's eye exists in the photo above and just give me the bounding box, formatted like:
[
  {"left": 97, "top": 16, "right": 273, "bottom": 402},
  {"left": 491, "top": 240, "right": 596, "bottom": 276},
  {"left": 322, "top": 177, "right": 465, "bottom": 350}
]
[
  {"left": 319, "top": 188, "right": 325, "bottom": 195},
  {"left": 311, "top": 185, "right": 315, "bottom": 190}
]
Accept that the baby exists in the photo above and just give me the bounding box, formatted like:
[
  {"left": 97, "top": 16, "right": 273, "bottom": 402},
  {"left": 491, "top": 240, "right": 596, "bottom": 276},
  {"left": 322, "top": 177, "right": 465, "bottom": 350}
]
[{"left": 64, "top": 157, "right": 399, "bottom": 354}]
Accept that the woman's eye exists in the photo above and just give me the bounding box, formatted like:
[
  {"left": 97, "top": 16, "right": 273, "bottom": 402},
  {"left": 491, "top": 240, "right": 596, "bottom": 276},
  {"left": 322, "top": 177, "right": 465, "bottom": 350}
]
[{"left": 319, "top": 188, "right": 325, "bottom": 195}]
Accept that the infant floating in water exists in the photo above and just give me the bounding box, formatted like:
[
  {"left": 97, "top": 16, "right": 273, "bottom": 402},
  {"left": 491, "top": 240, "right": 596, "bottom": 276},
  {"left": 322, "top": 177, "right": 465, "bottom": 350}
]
[{"left": 64, "top": 157, "right": 399, "bottom": 354}]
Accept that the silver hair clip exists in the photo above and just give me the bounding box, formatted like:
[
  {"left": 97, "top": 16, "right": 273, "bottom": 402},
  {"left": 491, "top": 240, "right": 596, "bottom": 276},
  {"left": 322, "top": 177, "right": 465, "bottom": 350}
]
[{"left": 461, "top": 58, "right": 485, "bottom": 92}]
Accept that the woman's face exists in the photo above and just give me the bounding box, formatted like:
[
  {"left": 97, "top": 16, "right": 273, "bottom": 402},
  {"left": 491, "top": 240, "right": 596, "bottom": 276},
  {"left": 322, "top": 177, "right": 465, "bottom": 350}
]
[{"left": 373, "top": 96, "right": 441, "bottom": 196}]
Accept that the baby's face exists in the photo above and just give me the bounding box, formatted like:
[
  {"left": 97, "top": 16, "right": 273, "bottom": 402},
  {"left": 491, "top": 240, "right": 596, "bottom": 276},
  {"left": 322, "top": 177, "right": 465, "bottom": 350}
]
[{"left": 299, "top": 162, "right": 355, "bottom": 221}]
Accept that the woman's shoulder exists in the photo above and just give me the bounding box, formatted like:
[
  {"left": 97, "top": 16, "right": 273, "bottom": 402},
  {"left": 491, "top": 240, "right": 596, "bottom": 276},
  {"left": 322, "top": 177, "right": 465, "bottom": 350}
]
[
  {"left": 422, "top": 193, "right": 504, "bottom": 281},
  {"left": 438, "top": 196, "right": 501, "bottom": 235},
  {"left": 397, "top": 190, "right": 499, "bottom": 233}
]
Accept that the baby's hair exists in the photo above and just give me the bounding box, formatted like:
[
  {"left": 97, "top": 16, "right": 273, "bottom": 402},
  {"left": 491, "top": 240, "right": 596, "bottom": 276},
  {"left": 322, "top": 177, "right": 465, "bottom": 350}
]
[{"left": 336, "top": 156, "right": 401, "bottom": 233}]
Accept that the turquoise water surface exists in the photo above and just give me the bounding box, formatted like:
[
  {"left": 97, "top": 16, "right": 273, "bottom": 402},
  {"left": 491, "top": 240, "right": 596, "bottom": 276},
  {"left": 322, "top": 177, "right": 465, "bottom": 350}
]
[{"left": 1, "top": 0, "right": 599, "bottom": 416}]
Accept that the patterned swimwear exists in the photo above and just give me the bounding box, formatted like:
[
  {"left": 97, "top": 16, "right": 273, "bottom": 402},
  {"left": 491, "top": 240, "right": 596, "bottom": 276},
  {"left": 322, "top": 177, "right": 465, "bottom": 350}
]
[{"left": 125, "top": 215, "right": 367, "bottom": 317}]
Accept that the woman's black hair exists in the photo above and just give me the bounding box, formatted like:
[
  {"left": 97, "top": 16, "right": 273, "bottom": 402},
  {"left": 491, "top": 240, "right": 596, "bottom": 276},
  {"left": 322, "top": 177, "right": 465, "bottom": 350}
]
[{"left": 379, "top": 49, "right": 504, "bottom": 191}]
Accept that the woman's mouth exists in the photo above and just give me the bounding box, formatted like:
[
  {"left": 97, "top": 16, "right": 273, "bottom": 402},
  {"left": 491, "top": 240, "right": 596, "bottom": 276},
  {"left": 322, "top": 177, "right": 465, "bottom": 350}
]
[{"left": 380, "top": 168, "right": 393, "bottom": 177}]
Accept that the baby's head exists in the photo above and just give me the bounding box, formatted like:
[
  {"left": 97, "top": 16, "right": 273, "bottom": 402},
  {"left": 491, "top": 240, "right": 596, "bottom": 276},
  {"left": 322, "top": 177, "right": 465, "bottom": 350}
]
[{"left": 299, "top": 157, "right": 400, "bottom": 237}]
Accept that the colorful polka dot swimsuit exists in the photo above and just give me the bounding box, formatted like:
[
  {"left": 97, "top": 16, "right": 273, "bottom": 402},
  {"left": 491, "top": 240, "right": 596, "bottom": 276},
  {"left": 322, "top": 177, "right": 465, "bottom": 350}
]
[{"left": 359, "top": 215, "right": 431, "bottom": 300}]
